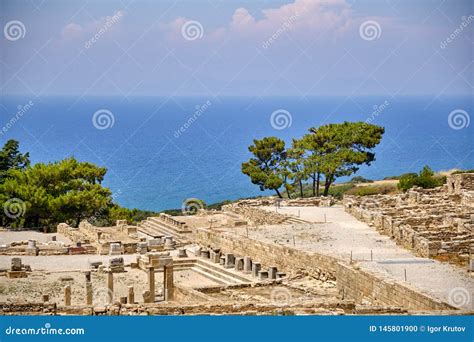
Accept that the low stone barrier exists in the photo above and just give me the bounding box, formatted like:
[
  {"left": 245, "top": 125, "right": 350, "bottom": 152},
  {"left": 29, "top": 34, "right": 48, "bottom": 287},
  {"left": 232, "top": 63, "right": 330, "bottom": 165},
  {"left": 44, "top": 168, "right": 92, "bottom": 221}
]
[{"left": 196, "top": 228, "right": 455, "bottom": 311}]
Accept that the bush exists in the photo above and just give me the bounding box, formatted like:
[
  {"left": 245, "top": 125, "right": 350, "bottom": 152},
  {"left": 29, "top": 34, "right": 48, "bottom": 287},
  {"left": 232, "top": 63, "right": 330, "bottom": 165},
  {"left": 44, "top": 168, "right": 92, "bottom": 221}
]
[
  {"left": 327, "top": 184, "right": 355, "bottom": 199},
  {"left": 398, "top": 173, "right": 418, "bottom": 191},
  {"left": 397, "top": 166, "right": 446, "bottom": 192},
  {"left": 349, "top": 176, "right": 374, "bottom": 184}
]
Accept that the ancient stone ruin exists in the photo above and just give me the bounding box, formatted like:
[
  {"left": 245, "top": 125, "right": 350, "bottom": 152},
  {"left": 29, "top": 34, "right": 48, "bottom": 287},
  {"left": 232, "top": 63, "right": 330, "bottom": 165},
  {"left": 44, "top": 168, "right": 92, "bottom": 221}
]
[
  {"left": 0, "top": 178, "right": 472, "bottom": 315},
  {"left": 344, "top": 173, "right": 474, "bottom": 269}
]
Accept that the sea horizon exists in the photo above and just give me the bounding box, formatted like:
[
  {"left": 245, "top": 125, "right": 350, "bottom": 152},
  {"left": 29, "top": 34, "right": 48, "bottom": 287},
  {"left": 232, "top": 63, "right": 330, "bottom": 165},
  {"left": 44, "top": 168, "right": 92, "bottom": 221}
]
[{"left": 1, "top": 94, "right": 472, "bottom": 212}]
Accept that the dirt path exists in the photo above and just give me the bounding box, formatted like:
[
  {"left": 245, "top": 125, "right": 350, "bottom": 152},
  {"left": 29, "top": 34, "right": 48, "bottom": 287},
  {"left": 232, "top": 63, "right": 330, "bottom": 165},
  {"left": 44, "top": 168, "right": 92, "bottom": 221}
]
[{"left": 237, "top": 205, "right": 474, "bottom": 310}]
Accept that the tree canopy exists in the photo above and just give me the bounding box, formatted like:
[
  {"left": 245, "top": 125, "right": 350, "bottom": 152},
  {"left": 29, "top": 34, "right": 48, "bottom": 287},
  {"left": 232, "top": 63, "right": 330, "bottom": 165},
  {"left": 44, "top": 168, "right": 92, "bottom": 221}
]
[
  {"left": 241, "top": 122, "right": 385, "bottom": 198},
  {"left": 241, "top": 137, "right": 287, "bottom": 198},
  {"left": 0, "top": 140, "right": 156, "bottom": 230},
  {"left": 0, "top": 139, "right": 30, "bottom": 181}
]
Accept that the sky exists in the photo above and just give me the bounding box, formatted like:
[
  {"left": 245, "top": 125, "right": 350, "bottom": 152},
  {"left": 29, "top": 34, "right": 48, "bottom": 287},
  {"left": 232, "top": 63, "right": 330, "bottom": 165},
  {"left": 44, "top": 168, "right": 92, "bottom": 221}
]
[{"left": 0, "top": 0, "right": 473, "bottom": 97}]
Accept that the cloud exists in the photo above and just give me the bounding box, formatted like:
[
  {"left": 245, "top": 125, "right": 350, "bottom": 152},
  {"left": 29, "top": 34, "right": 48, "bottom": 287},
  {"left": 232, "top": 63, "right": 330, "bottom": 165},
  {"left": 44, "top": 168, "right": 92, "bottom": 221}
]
[
  {"left": 229, "top": 0, "right": 353, "bottom": 36},
  {"left": 60, "top": 10, "right": 125, "bottom": 41},
  {"left": 161, "top": 0, "right": 356, "bottom": 45},
  {"left": 61, "top": 23, "right": 83, "bottom": 40}
]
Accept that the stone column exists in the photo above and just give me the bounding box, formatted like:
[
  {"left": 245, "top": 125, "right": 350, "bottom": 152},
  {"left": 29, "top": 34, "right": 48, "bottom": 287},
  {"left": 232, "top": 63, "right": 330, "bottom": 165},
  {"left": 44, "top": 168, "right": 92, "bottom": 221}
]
[
  {"left": 86, "top": 282, "right": 93, "bottom": 305},
  {"left": 243, "top": 257, "right": 252, "bottom": 274},
  {"left": 85, "top": 270, "right": 92, "bottom": 305},
  {"left": 251, "top": 262, "right": 261, "bottom": 278},
  {"left": 164, "top": 265, "right": 174, "bottom": 301},
  {"left": 224, "top": 253, "right": 235, "bottom": 268},
  {"left": 128, "top": 286, "right": 135, "bottom": 304},
  {"left": 147, "top": 267, "right": 155, "bottom": 303},
  {"left": 42, "top": 294, "right": 49, "bottom": 302},
  {"left": 268, "top": 266, "right": 278, "bottom": 280},
  {"left": 64, "top": 285, "right": 71, "bottom": 306},
  {"left": 107, "top": 271, "right": 114, "bottom": 303},
  {"left": 235, "top": 257, "right": 244, "bottom": 271}
]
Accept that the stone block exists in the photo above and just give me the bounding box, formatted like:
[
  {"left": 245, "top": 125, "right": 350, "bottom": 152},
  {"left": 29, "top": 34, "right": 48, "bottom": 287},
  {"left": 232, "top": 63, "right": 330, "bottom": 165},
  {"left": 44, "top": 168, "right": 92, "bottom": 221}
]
[
  {"left": 268, "top": 266, "right": 278, "bottom": 279},
  {"left": 224, "top": 253, "right": 235, "bottom": 268},
  {"left": 11, "top": 257, "right": 22, "bottom": 271},
  {"left": 258, "top": 270, "right": 269, "bottom": 280},
  {"left": 251, "top": 262, "right": 261, "bottom": 278},
  {"left": 235, "top": 257, "right": 244, "bottom": 271}
]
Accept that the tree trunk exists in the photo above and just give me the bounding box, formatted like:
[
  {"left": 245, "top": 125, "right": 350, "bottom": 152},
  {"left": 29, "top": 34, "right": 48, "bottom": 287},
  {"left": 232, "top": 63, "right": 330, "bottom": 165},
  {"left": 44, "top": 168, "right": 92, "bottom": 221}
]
[
  {"left": 286, "top": 188, "right": 292, "bottom": 199},
  {"left": 323, "top": 177, "right": 332, "bottom": 196},
  {"left": 316, "top": 172, "right": 321, "bottom": 197},
  {"left": 299, "top": 179, "right": 304, "bottom": 198},
  {"left": 275, "top": 189, "right": 283, "bottom": 198},
  {"left": 312, "top": 173, "right": 316, "bottom": 197}
]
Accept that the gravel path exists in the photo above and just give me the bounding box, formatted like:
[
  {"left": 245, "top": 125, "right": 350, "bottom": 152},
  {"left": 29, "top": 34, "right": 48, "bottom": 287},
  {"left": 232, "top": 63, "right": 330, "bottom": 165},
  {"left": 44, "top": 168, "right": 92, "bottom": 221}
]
[{"left": 238, "top": 205, "right": 474, "bottom": 310}]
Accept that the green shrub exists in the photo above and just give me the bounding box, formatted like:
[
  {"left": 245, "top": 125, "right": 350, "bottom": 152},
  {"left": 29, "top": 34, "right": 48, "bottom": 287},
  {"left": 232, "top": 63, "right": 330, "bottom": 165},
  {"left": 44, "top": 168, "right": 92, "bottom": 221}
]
[
  {"left": 397, "top": 173, "right": 418, "bottom": 191},
  {"left": 349, "top": 176, "right": 374, "bottom": 183},
  {"left": 397, "top": 166, "right": 446, "bottom": 192},
  {"left": 327, "top": 184, "right": 355, "bottom": 199}
]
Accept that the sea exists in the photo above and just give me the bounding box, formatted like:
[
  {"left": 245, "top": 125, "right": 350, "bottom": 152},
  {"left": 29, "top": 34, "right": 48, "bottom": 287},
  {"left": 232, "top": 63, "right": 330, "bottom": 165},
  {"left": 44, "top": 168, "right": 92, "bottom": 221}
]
[{"left": 1, "top": 95, "right": 472, "bottom": 211}]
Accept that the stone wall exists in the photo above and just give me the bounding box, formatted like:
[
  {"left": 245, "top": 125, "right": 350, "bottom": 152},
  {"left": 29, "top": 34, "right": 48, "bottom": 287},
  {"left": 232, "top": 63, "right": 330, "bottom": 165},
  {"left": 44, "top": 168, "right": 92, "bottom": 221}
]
[
  {"left": 343, "top": 188, "right": 474, "bottom": 267},
  {"left": 196, "top": 228, "right": 454, "bottom": 311},
  {"left": 222, "top": 203, "right": 288, "bottom": 225},
  {"left": 447, "top": 173, "right": 474, "bottom": 194}
]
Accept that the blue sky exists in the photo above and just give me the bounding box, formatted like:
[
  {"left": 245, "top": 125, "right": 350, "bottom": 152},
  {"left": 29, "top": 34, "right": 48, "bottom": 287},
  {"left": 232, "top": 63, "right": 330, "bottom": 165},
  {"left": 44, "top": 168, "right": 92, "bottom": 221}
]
[{"left": 1, "top": 0, "right": 473, "bottom": 97}]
